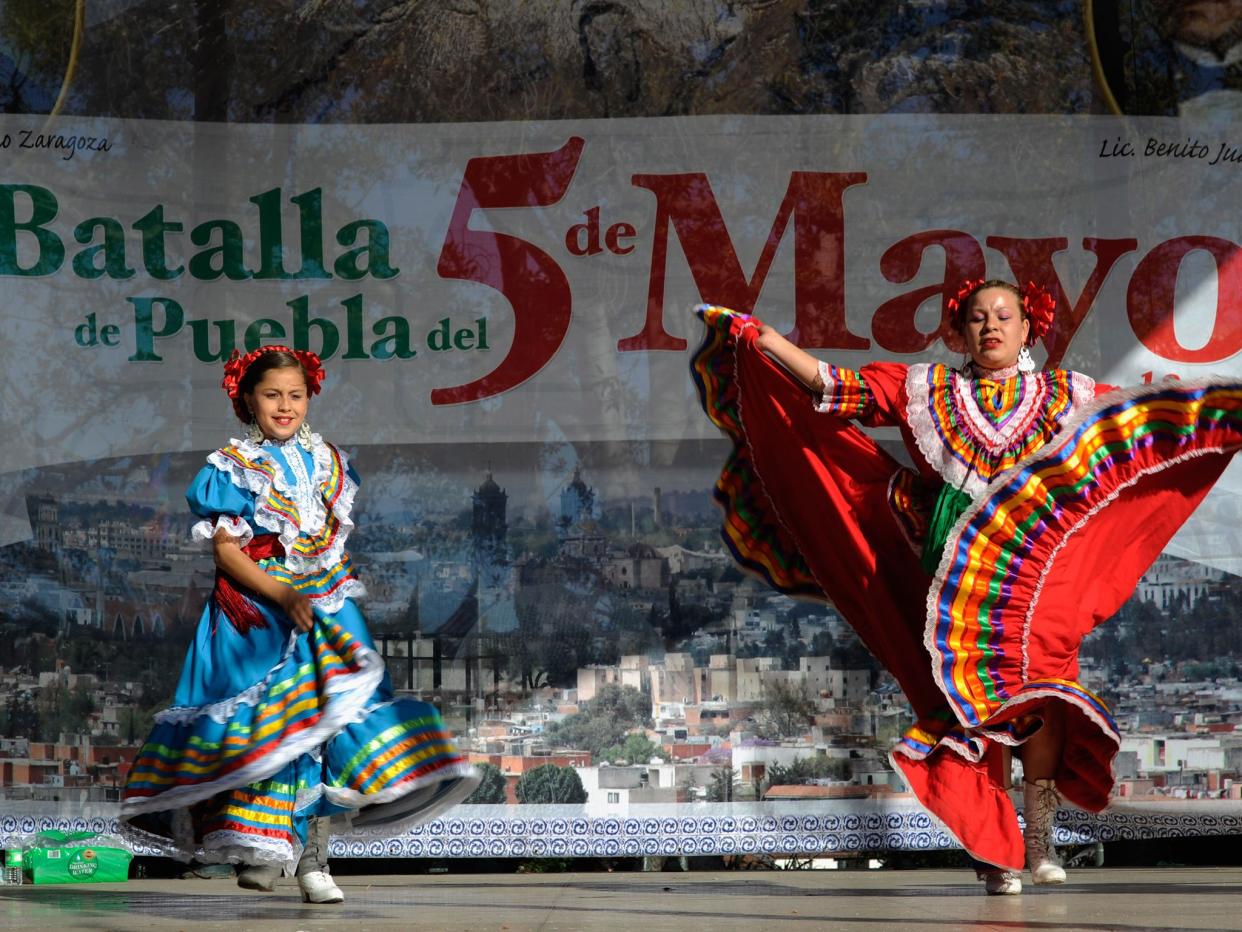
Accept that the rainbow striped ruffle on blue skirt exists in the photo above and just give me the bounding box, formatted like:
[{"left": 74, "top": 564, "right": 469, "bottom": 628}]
[{"left": 120, "top": 604, "right": 477, "bottom": 867}]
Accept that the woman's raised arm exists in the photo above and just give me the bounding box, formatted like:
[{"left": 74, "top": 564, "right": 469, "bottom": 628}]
[{"left": 754, "top": 324, "right": 825, "bottom": 392}]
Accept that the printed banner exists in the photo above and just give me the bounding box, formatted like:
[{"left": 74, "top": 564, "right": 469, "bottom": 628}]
[
  {"left": 3, "top": 111, "right": 1242, "bottom": 850},
  {"left": 3, "top": 113, "right": 1242, "bottom": 468}
]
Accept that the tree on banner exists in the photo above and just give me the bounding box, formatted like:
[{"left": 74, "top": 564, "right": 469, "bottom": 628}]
[
  {"left": 706, "top": 766, "right": 737, "bottom": 802},
  {"left": 751, "top": 680, "right": 818, "bottom": 741},
  {"left": 462, "top": 763, "right": 508, "bottom": 805},
  {"left": 599, "top": 733, "right": 668, "bottom": 765},
  {"left": 515, "top": 765, "right": 587, "bottom": 805},
  {"left": 545, "top": 684, "right": 652, "bottom": 758}
]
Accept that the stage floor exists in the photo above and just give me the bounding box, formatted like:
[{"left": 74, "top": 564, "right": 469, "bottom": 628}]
[{"left": 2, "top": 867, "right": 1239, "bottom": 930}]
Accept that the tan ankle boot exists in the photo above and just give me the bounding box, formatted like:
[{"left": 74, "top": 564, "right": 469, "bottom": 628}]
[
  {"left": 1023, "top": 778, "right": 1066, "bottom": 884},
  {"left": 236, "top": 863, "right": 280, "bottom": 892}
]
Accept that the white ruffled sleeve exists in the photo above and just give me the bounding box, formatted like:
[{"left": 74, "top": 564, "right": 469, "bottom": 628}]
[
  {"left": 190, "top": 514, "right": 254, "bottom": 548},
  {"left": 185, "top": 460, "right": 258, "bottom": 547}
]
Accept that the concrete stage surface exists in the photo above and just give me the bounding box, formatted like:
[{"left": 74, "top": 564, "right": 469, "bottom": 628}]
[{"left": 2, "top": 868, "right": 1240, "bottom": 931}]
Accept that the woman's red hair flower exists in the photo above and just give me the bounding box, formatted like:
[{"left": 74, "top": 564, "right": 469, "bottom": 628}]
[
  {"left": 945, "top": 278, "right": 987, "bottom": 317},
  {"left": 947, "top": 278, "right": 1056, "bottom": 347},
  {"left": 1020, "top": 281, "right": 1056, "bottom": 346}
]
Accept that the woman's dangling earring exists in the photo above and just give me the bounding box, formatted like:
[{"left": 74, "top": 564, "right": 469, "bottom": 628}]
[
  {"left": 961, "top": 353, "right": 974, "bottom": 375},
  {"left": 297, "top": 421, "right": 314, "bottom": 452},
  {"left": 246, "top": 419, "right": 264, "bottom": 443},
  {"left": 1017, "top": 345, "right": 1037, "bottom": 373}
]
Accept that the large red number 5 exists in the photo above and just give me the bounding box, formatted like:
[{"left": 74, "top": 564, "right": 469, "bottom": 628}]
[{"left": 433, "top": 137, "right": 586, "bottom": 405}]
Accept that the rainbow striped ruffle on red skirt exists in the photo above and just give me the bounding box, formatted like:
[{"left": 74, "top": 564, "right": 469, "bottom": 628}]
[
  {"left": 927, "top": 378, "right": 1242, "bottom": 811},
  {"left": 691, "top": 305, "right": 823, "bottom": 597}
]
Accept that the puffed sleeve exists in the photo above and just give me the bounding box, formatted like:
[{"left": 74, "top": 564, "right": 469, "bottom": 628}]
[
  {"left": 186, "top": 463, "right": 256, "bottom": 546},
  {"left": 813, "top": 360, "right": 908, "bottom": 428}
]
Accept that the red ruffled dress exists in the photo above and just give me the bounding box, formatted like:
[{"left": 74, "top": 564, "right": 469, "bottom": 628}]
[{"left": 693, "top": 305, "right": 1242, "bottom": 869}]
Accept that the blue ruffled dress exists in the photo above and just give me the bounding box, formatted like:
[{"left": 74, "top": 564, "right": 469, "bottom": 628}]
[{"left": 119, "top": 434, "right": 477, "bottom": 868}]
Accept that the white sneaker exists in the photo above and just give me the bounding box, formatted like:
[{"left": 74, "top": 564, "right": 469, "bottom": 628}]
[
  {"left": 297, "top": 869, "right": 344, "bottom": 904},
  {"left": 983, "top": 870, "right": 1023, "bottom": 895},
  {"left": 1031, "top": 860, "right": 1067, "bottom": 885}
]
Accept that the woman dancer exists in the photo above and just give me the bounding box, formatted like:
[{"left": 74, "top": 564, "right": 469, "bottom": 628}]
[
  {"left": 120, "top": 345, "right": 477, "bottom": 902},
  {"left": 692, "top": 281, "right": 1242, "bottom": 893}
]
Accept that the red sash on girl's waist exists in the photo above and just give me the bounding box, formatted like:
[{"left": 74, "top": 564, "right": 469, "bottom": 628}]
[{"left": 213, "top": 534, "right": 285, "bottom": 636}]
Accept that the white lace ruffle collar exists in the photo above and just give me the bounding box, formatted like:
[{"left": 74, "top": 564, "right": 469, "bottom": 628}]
[
  {"left": 962, "top": 361, "right": 1021, "bottom": 381},
  {"left": 904, "top": 363, "right": 1095, "bottom": 497},
  {"left": 257, "top": 433, "right": 307, "bottom": 450},
  {"left": 205, "top": 432, "right": 360, "bottom": 583}
]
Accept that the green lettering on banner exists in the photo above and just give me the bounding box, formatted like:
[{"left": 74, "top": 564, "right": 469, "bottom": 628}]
[
  {"left": 371, "top": 316, "right": 416, "bottom": 359},
  {"left": 341, "top": 292, "right": 369, "bottom": 359},
  {"left": 189, "top": 318, "right": 235, "bottom": 361},
  {"left": 424, "top": 317, "right": 488, "bottom": 353},
  {"left": 288, "top": 294, "right": 339, "bottom": 359},
  {"left": 251, "top": 187, "right": 291, "bottom": 280},
  {"left": 428, "top": 317, "right": 452, "bottom": 351},
  {"left": 252, "top": 187, "right": 335, "bottom": 281},
  {"left": 72, "top": 217, "right": 135, "bottom": 279},
  {"left": 132, "top": 205, "right": 184, "bottom": 280},
  {"left": 244, "top": 318, "right": 287, "bottom": 350},
  {"left": 127, "top": 296, "right": 184, "bottom": 361},
  {"left": 335, "top": 219, "right": 399, "bottom": 280},
  {"left": 75, "top": 312, "right": 101, "bottom": 346},
  {"left": 0, "top": 183, "right": 64, "bottom": 275},
  {"left": 74, "top": 314, "right": 120, "bottom": 348},
  {"left": 189, "top": 219, "right": 251, "bottom": 280},
  {"left": 290, "top": 188, "right": 332, "bottom": 280}
]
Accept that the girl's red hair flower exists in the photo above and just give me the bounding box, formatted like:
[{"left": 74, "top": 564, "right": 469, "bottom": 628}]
[
  {"left": 292, "top": 349, "right": 326, "bottom": 394},
  {"left": 221, "top": 345, "right": 325, "bottom": 421}
]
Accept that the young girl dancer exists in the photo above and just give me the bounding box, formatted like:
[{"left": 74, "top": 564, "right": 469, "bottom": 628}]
[
  {"left": 120, "top": 345, "right": 477, "bottom": 902},
  {"left": 692, "top": 281, "right": 1242, "bottom": 893}
]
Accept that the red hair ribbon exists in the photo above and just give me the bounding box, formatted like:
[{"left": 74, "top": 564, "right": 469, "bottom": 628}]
[{"left": 221, "top": 345, "right": 325, "bottom": 421}]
